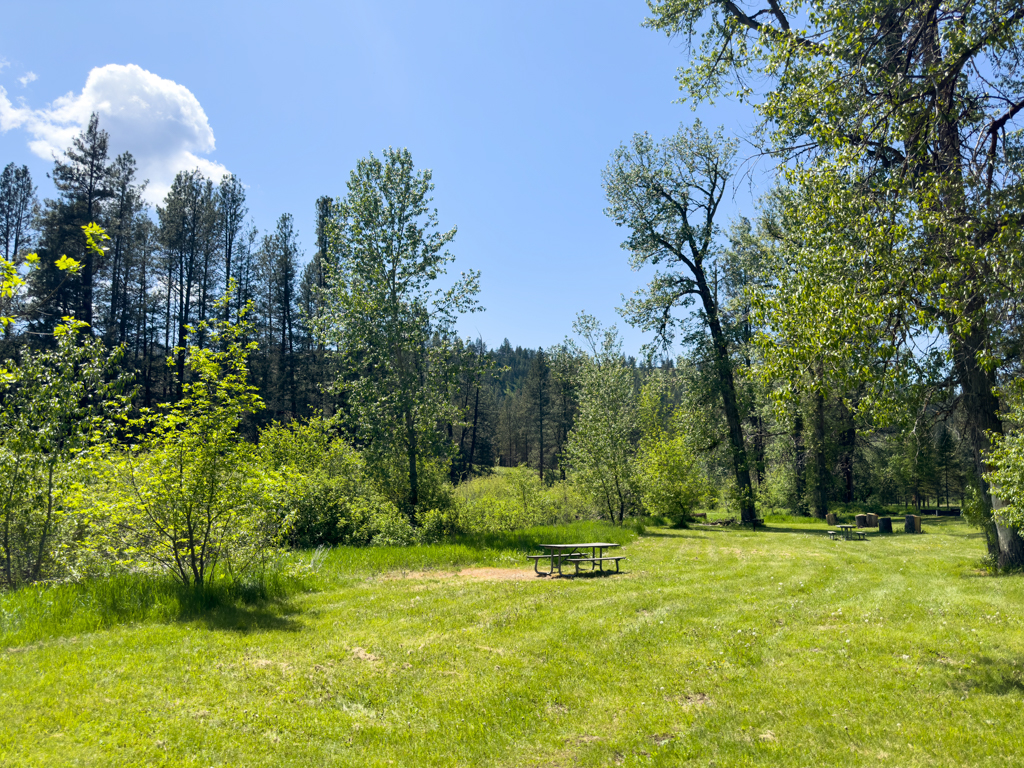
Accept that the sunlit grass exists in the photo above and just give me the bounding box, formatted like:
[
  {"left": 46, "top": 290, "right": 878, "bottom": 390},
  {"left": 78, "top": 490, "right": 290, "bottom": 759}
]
[{"left": 2, "top": 517, "right": 1022, "bottom": 767}]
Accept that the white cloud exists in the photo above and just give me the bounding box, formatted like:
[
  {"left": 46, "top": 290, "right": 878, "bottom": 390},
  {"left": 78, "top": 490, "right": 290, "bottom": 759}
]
[
  {"left": 0, "top": 63, "right": 229, "bottom": 203},
  {"left": 18, "top": 71, "right": 37, "bottom": 86},
  {"left": 0, "top": 57, "right": 9, "bottom": 71}
]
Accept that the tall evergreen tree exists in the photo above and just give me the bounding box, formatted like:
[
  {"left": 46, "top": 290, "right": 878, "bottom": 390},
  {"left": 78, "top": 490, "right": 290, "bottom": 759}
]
[
  {"left": 50, "top": 113, "right": 113, "bottom": 330},
  {"left": 157, "top": 169, "right": 219, "bottom": 394},
  {"left": 0, "top": 164, "right": 37, "bottom": 338},
  {"left": 217, "top": 174, "right": 247, "bottom": 321}
]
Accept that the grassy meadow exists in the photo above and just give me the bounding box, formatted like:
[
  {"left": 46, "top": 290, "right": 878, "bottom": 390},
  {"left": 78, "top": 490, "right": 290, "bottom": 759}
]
[{"left": 2, "top": 517, "right": 1023, "bottom": 767}]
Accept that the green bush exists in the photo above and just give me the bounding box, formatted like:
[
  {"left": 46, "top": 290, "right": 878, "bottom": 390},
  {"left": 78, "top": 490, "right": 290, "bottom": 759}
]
[
  {"left": 415, "top": 506, "right": 463, "bottom": 544},
  {"left": 88, "top": 302, "right": 281, "bottom": 588},
  {"left": 634, "top": 433, "right": 713, "bottom": 527},
  {"left": 258, "top": 419, "right": 398, "bottom": 548},
  {"left": 452, "top": 467, "right": 587, "bottom": 535},
  {"left": 0, "top": 319, "right": 127, "bottom": 588},
  {"left": 369, "top": 504, "right": 416, "bottom": 546}
]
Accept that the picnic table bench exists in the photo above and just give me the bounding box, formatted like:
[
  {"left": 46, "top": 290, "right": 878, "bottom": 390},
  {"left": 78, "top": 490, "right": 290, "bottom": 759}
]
[{"left": 528, "top": 543, "right": 624, "bottom": 577}]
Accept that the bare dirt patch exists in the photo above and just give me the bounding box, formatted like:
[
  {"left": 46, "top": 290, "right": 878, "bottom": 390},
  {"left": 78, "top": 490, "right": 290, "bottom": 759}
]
[{"left": 458, "top": 567, "right": 546, "bottom": 581}]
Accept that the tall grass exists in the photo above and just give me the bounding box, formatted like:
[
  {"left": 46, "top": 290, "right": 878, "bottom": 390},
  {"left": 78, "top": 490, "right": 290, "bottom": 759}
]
[
  {"left": 0, "top": 569, "right": 293, "bottom": 647},
  {"left": 1, "top": 520, "right": 635, "bottom": 646}
]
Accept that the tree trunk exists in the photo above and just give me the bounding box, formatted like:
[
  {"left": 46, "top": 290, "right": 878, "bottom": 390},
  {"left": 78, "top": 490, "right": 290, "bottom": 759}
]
[
  {"left": 793, "top": 411, "right": 807, "bottom": 515},
  {"left": 952, "top": 320, "right": 1024, "bottom": 566},
  {"left": 405, "top": 409, "right": 419, "bottom": 516},
  {"left": 699, "top": 286, "right": 755, "bottom": 523},
  {"left": 811, "top": 390, "right": 828, "bottom": 519},
  {"left": 750, "top": 412, "right": 766, "bottom": 488},
  {"left": 467, "top": 384, "right": 480, "bottom": 478},
  {"left": 838, "top": 398, "right": 855, "bottom": 503}
]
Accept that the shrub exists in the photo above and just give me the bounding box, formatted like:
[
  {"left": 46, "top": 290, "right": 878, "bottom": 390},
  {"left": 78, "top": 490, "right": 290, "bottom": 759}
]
[
  {"left": 452, "top": 467, "right": 585, "bottom": 535},
  {"left": 369, "top": 504, "right": 416, "bottom": 546},
  {"left": 634, "top": 433, "right": 712, "bottom": 527},
  {"left": 0, "top": 318, "right": 127, "bottom": 588},
  {"left": 258, "top": 418, "right": 399, "bottom": 548},
  {"left": 90, "top": 301, "right": 280, "bottom": 587}
]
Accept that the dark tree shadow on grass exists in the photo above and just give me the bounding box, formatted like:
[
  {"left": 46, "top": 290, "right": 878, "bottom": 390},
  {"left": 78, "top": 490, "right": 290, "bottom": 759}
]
[
  {"left": 167, "top": 576, "right": 304, "bottom": 633},
  {"left": 939, "top": 654, "right": 1024, "bottom": 696},
  {"left": 176, "top": 602, "right": 302, "bottom": 633},
  {"left": 637, "top": 529, "right": 709, "bottom": 539}
]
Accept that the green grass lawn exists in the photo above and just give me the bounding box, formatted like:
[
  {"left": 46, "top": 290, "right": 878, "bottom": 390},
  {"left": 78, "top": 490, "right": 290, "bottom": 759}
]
[{"left": 2, "top": 517, "right": 1022, "bottom": 767}]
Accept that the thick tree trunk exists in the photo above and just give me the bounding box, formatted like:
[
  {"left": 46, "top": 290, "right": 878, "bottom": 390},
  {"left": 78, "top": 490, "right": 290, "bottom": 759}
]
[
  {"left": 699, "top": 288, "right": 755, "bottom": 523},
  {"left": 838, "top": 399, "right": 855, "bottom": 503},
  {"left": 953, "top": 321, "right": 1024, "bottom": 567},
  {"left": 793, "top": 411, "right": 807, "bottom": 515},
  {"left": 405, "top": 409, "right": 419, "bottom": 516},
  {"left": 811, "top": 390, "right": 828, "bottom": 519}
]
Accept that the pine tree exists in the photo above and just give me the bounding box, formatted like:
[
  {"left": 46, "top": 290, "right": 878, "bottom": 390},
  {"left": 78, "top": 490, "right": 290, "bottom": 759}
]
[{"left": 50, "top": 113, "right": 113, "bottom": 330}]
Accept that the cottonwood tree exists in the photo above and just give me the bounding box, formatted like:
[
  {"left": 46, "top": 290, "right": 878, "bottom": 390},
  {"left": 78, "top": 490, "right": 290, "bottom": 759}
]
[
  {"left": 646, "top": 0, "right": 1024, "bottom": 563},
  {"left": 318, "top": 148, "right": 481, "bottom": 516},
  {"left": 604, "top": 120, "right": 756, "bottom": 523},
  {"left": 565, "top": 314, "right": 639, "bottom": 524}
]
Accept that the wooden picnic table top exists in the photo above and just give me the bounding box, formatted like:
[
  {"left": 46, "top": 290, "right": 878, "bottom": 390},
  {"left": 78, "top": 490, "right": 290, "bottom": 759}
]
[
  {"left": 538, "top": 542, "right": 620, "bottom": 550},
  {"left": 837, "top": 524, "right": 856, "bottom": 529}
]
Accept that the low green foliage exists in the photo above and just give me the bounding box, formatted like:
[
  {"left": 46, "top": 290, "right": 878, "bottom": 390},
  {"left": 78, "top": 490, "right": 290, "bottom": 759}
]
[
  {"left": 257, "top": 419, "right": 399, "bottom": 548},
  {"left": 448, "top": 467, "right": 593, "bottom": 537},
  {"left": 984, "top": 382, "right": 1024, "bottom": 532},
  {"left": 0, "top": 316, "right": 127, "bottom": 588},
  {"left": 635, "top": 434, "right": 711, "bottom": 527}
]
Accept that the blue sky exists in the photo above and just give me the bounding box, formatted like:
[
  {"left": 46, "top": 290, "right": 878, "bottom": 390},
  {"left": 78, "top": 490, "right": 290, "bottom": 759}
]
[{"left": 0, "top": 1, "right": 766, "bottom": 354}]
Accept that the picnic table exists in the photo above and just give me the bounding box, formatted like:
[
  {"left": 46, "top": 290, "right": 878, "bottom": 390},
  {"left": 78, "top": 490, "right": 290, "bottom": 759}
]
[
  {"left": 830, "top": 524, "right": 866, "bottom": 541},
  {"left": 527, "top": 543, "right": 625, "bottom": 577}
]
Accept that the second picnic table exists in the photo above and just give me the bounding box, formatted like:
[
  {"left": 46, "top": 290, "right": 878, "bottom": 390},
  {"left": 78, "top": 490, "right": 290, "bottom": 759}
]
[{"left": 527, "top": 542, "right": 624, "bottom": 577}]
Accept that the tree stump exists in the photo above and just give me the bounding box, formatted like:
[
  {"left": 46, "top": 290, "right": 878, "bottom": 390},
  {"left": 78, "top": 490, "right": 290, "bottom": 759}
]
[
  {"left": 826, "top": 512, "right": 837, "bottom": 526},
  {"left": 878, "top": 517, "right": 892, "bottom": 533},
  {"left": 867, "top": 513, "right": 878, "bottom": 527},
  {"left": 856, "top": 514, "right": 868, "bottom": 528}
]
